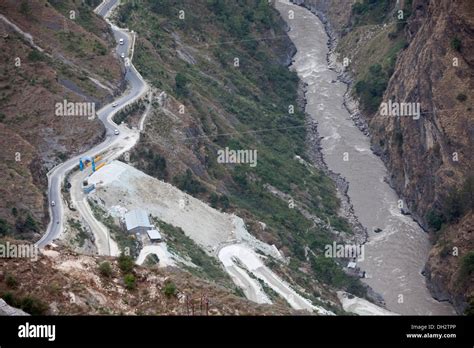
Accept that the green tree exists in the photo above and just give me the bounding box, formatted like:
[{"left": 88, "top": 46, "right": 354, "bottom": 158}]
[
  {"left": 20, "top": 296, "right": 48, "bottom": 315},
  {"left": 24, "top": 215, "right": 38, "bottom": 232},
  {"left": 118, "top": 254, "right": 134, "bottom": 274},
  {"left": 27, "top": 50, "right": 43, "bottom": 62},
  {"left": 459, "top": 252, "right": 474, "bottom": 281},
  {"left": 426, "top": 210, "right": 445, "bottom": 231},
  {"left": 20, "top": 1, "right": 31, "bottom": 16},
  {"left": 149, "top": 153, "right": 168, "bottom": 179},
  {"left": 163, "top": 281, "right": 177, "bottom": 298},
  {"left": 6, "top": 275, "right": 18, "bottom": 288},
  {"left": 0, "top": 218, "right": 11, "bottom": 236},
  {"left": 99, "top": 261, "right": 113, "bottom": 277},
  {"left": 4, "top": 293, "right": 48, "bottom": 315},
  {"left": 175, "top": 73, "right": 189, "bottom": 97},
  {"left": 210, "top": 192, "right": 219, "bottom": 208},
  {"left": 219, "top": 194, "right": 230, "bottom": 211},
  {"left": 173, "top": 169, "right": 206, "bottom": 195},
  {"left": 15, "top": 215, "right": 38, "bottom": 234},
  {"left": 465, "top": 297, "right": 474, "bottom": 316},
  {"left": 451, "top": 37, "right": 462, "bottom": 51},
  {"left": 124, "top": 274, "right": 136, "bottom": 290}
]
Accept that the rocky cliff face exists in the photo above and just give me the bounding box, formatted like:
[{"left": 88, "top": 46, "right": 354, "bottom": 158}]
[
  {"left": 424, "top": 212, "right": 473, "bottom": 313},
  {"left": 369, "top": 0, "right": 473, "bottom": 228},
  {"left": 296, "top": 0, "right": 473, "bottom": 313},
  {"left": 368, "top": 0, "right": 473, "bottom": 314}
]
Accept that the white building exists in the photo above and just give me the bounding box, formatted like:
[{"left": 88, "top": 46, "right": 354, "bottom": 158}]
[
  {"left": 146, "top": 229, "right": 162, "bottom": 242},
  {"left": 124, "top": 209, "right": 153, "bottom": 234}
]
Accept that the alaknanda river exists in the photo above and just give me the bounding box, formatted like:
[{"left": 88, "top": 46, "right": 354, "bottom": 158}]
[{"left": 276, "top": 0, "right": 455, "bottom": 315}]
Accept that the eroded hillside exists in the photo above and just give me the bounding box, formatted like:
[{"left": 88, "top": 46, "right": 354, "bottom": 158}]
[
  {"left": 0, "top": 239, "right": 302, "bottom": 315},
  {"left": 0, "top": 0, "right": 123, "bottom": 240}
]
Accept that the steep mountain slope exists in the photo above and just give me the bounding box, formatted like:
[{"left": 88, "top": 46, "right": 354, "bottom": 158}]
[
  {"left": 367, "top": 0, "right": 473, "bottom": 314},
  {"left": 0, "top": 239, "right": 300, "bottom": 315},
  {"left": 0, "top": 0, "right": 123, "bottom": 240},
  {"left": 112, "top": 0, "right": 370, "bottom": 310},
  {"left": 296, "top": 0, "right": 473, "bottom": 313},
  {"left": 0, "top": 0, "right": 378, "bottom": 315},
  {"left": 368, "top": 0, "right": 473, "bottom": 230}
]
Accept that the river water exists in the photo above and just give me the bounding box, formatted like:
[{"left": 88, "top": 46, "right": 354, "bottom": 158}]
[{"left": 275, "top": 0, "right": 455, "bottom": 315}]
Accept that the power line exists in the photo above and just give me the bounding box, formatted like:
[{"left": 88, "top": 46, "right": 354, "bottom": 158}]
[
  {"left": 134, "top": 104, "right": 469, "bottom": 147},
  {"left": 137, "top": 105, "right": 470, "bottom": 144}
]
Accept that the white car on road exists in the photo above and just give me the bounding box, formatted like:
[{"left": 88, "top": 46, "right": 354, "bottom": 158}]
[
  {"left": 114, "top": 129, "right": 120, "bottom": 135},
  {"left": 119, "top": 38, "right": 124, "bottom": 45},
  {"left": 51, "top": 201, "right": 55, "bottom": 207},
  {"left": 112, "top": 102, "right": 118, "bottom": 107}
]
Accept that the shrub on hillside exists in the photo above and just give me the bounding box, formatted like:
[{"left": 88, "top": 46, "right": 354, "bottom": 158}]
[
  {"left": 163, "top": 281, "right": 177, "bottom": 298},
  {"left": 175, "top": 73, "right": 189, "bottom": 97},
  {"left": 5, "top": 275, "right": 18, "bottom": 288},
  {"left": 0, "top": 219, "right": 11, "bottom": 236},
  {"left": 451, "top": 37, "right": 462, "bottom": 52},
  {"left": 27, "top": 50, "right": 44, "bottom": 62},
  {"left": 118, "top": 254, "right": 134, "bottom": 274},
  {"left": 173, "top": 169, "right": 206, "bottom": 195},
  {"left": 2, "top": 292, "right": 48, "bottom": 315},
  {"left": 99, "top": 261, "right": 113, "bottom": 278},
  {"left": 124, "top": 274, "right": 136, "bottom": 290},
  {"left": 426, "top": 176, "right": 474, "bottom": 230},
  {"left": 459, "top": 252, "right": 474, "bottom": 280},
  {"left": 456, "top": 93, "right": 467, "bottom": 102},
  {"left": 351, "top": 0, "right": 391, "bottom": 25},
  {"left": 426, "top": 210, "right": 446, "bottom": 231}
]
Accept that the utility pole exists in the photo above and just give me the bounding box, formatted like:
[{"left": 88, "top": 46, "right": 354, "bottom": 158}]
[
  {"left": 204, "top": 295, "right": 209, "bottom": 316},
  {"left": 185, "top": 294, "right": 190, "bottom": 315}
]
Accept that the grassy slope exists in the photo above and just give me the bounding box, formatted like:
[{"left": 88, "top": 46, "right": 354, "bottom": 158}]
[
  {"left": 337, "top": 0, "right": 409, "bottom": 113},
  {"left": 117, "top": 0, "right": 366, "bottom": 304}
]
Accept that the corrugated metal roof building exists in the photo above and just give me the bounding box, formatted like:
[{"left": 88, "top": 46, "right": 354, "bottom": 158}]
[
  {"left": 124, "top": 209, "right": 153, "bottom": 234},
  {"left": 147, "top": 229, "right": 162, "bottom": 242}
]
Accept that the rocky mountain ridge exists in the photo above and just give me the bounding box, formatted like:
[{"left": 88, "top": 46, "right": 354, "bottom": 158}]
[{"left": 295, "top": 0, "right": 473, "bottom": 314}]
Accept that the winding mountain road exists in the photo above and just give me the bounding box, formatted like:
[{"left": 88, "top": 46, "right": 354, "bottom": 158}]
[
  {"left": 36, "top": 0, "right": 148, "bottom": 249},
  {"left": 33, "top": 1, "right": 338, "bottom": 313}
]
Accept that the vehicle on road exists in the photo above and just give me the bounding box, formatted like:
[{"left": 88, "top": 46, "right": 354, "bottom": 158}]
[
  {"left": 119, "top": 38, "right": 124, "bottom": 45},
  {"left": 112, "top": 102, "right": 118, "bottom": 107},
  {"left": 51, "top": 201, "right": 55, "bottom": 207},
  {"left": 121, "top": 52, "right": 125, "bottom": 58},
  {"left": 114, "top": 129, "right": 120, "bottom": 135}
]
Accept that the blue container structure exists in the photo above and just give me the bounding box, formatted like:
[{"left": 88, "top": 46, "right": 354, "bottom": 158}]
[{"left": 79, "top": 156, "right": 96, "bottom": 172}]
